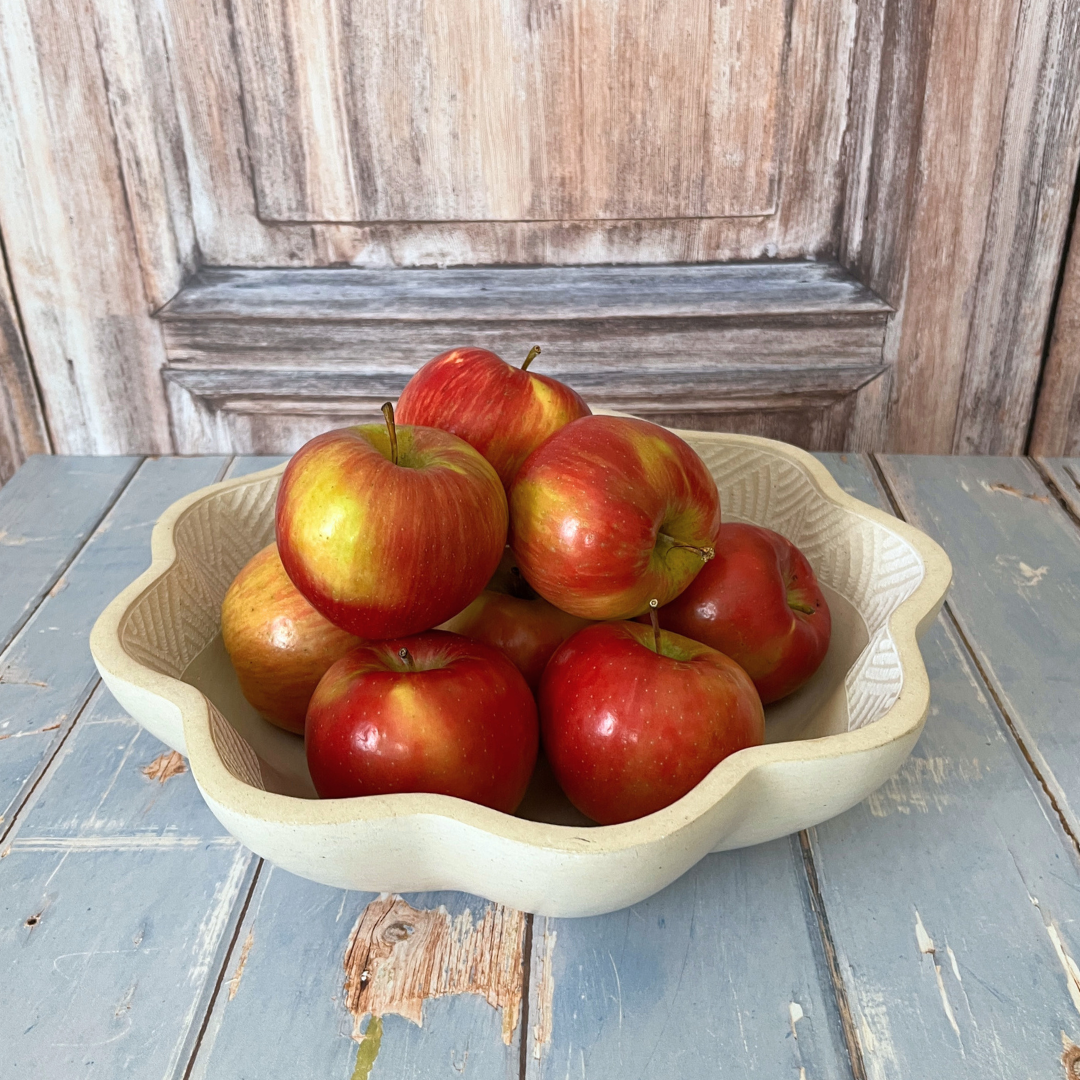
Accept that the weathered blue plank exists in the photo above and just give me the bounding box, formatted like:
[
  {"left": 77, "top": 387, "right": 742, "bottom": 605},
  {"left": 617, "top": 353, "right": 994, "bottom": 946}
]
[
  {"left": 0, "top": 456, "right": 229, "bottom": 838},
  {"left": 0, "top": 684, "right": 256, "bottom": 1080},
  {"left": 224, "top": 455, "right": 289, "bottom": 479},
  {"left": 877, "top": 455, "right": 1080, "bottom": 835},
  {"left": 524, "top": 836, "right": 850, "bottom": 1080},
  {"left": 802, "top": 454, "right": 1080, "bottom": 1079},
  {"left": 0, "top": 455, "right": 140, "bottom": 654},
  {"left": 189, "top": 868, "right": 524, "bottom": 1080}
]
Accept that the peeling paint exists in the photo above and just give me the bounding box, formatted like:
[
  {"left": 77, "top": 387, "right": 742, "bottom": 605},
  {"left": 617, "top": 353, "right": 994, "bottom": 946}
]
[
  {"left": 532, "top": 925, "right": 557, "bottom": 1058},
  {"left": 1062, "top": 1032, "right": 1080, "bottom": 1079},
  {"left": 789, "top": 1001, "right": 804, "bottom": 1039},
  {"left": 867, "top": 756, "right": 982, "bottom": 817},
  {"left": 1031, "top": 896, "right": 1080, "bottom": 1017},
  {"left": 914, "top": 910, "right": 962, "bottom": 1048},
  {"left": 141, "top": 750, "right": 186, "bottom": 783},
  {"left": 228, "top": 928, "right": 254, "bottom": 1001},
  {"left": 982, "top": 481, "right": 1051, "bottom": 503},
  {"left": 342, "top": 894, "right": 527, "bottom": 1046},
  {"left": 914, "top": 910, "right": 935, "bottom": 954},
  {"left": 0, "top": 721, "right": 60, "bottom": 741}
]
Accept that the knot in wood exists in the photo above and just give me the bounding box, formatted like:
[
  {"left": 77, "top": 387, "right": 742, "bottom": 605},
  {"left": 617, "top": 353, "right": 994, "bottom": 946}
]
[{"left": 382, "top": 920, "right": 414, "bottom": 944}]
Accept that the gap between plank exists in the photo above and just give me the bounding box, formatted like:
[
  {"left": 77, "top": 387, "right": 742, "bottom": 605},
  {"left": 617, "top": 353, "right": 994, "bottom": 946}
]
[
  {"left": 870, "top": 454, "right": 1080, "bottom": 864},
  {"left": 1030, "top": 457, "right": 1080, "bottom": 530},
  {"left": 798, "top": 829, "right": 867, "bottom": 1080},
  {"left": 517, "top": 912, "right": 534, "bottom": 1080},
  {"left": 180, "top": 859, "right": 265, "bottom": 1080},
  {"left": 0, "top": 455, "right": 144, "bottom": 657}
]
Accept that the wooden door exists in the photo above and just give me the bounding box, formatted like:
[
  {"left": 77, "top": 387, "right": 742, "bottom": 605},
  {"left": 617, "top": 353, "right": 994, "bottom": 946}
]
[{"left": 0, "top": 0, "right": 1078, "bottom": 472}]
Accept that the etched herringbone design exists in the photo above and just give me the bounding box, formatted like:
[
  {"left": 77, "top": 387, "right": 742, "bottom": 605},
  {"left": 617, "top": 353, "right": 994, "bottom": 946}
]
[{"left": 118, "top": 439, "right": 925, "bottom": 790}]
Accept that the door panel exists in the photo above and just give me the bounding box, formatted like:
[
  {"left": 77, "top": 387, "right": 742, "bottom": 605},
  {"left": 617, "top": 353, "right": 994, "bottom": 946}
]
[{"left": 233, "top": 0, "right": 785, "bottom": 223}]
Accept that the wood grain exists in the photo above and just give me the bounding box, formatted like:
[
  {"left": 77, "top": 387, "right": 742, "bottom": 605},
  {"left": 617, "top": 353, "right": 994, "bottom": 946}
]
[
  {"left": 0, "top": 243, "right": 49, "bottom": 484},
  {"left": 878, "top": 453, "right": 1080, "bottom": 843},
  {"left": 0, "top": 0, "right": 176, "bottom": 456},
  {"left": 231, "top": 0, "right": 784, "bottom": 223},
  {"left": 158, "top": 262, "right": 890, "bottom": 453},
  {"left": 811, "top": 452, "right": 1080, "bottom": 1077},
  {"left": 840, "top": 0, "right": 1080, "bottom": 454},
  {"left": 1030, "top": 197, "right": 1080, "bottom": 456},
  {"left": 1036, "top": 457, "right": 1080, "bottom": 519},
  {"left": 952, "top": 0, "right": 1080, "bottom": 453},
  {"left": 0, "top": 685, "right": 257, "bottom": 1080}
]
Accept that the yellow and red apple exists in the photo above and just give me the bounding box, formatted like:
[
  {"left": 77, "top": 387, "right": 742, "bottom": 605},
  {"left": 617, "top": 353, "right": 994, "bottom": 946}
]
[
  {"left": 221, "top": 543, "right": 363, "bottom": 733},
  {"left": 509, "top": 415, "right": 721, "bottom": 619},
  {"left": 305, "top": 631, "right": 539, "bottom": 813},
  {"left": 275, "top": 407, "right": 508, "bottom": 639},
  {"left": 396, "top": 346, "right": 591, "bottom": 489}
]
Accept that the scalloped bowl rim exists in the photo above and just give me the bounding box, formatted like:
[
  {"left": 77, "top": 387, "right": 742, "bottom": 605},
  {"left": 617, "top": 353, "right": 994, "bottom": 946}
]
[{"left": 91, "top": 432, "right": 952, "bottom": 864}]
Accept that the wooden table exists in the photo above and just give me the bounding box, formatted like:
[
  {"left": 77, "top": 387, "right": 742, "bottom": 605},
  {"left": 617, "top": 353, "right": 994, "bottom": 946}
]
[{"left": 2, "top": 452, "right": 1080, "bottom": 1080}]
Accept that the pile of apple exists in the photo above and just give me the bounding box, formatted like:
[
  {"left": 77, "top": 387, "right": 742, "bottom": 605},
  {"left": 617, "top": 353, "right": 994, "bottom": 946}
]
[{"left": 221, "top": 347, "right": 832, "bottom": 825}]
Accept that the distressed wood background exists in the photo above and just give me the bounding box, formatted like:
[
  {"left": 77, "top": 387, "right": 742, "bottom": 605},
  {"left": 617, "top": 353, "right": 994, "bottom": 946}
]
[{"left": 0, "top": 0, "right": 1079, "bottom": 481}]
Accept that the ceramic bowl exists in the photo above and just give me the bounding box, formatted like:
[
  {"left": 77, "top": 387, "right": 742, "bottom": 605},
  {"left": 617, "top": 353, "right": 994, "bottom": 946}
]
[{"left": 90, "top": 429, "right": 951, "bottom": 917}]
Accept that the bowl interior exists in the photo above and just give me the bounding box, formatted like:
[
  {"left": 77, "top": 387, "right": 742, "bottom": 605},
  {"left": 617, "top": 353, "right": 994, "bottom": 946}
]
[{"left": 119, "top": 434, "right": 925, "bottom": 823}]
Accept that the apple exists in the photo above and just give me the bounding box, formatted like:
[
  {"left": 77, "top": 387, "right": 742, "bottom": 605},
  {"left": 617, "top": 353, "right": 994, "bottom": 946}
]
[
  {"left": 221, "top": 543, "right": 365, "bottom": 734},
  {"left": 396, "top": 346, "right": 591, "bottom": 489},
  {"left": 276, "top": 404, "right": 508, "bottom": 639},
  {"left": 305, "top": 630, "right": 539, "bottom": 813},
  {"left": 654, "top": 523, "right": 831, "bottom": 703},
  {"left": 439, "top": 551, "right": 591, "bottom": 691},
  {"left": 539, "top": 619, "right": 764, "bottom": 824},
  {"left": 509, "top": 414, "right": 721, "bottom": 619}
]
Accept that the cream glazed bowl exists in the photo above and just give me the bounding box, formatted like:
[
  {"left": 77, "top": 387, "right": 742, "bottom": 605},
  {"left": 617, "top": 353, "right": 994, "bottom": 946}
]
[{"left": 90, "top": 428, "right": 951, "bottom": 918}]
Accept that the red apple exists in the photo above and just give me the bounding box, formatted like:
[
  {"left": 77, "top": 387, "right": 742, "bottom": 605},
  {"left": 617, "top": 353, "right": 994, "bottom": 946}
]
[
  {"left": 439, "top": 551, "right": 591, "bottom": 691},
  {"left": 655, "top": 523, "right": 832, "bottom": 703},
  {"left": 539, "top": 620, "right": 764, "bottom": 824},
  {"left": 221, "top": 543, "right": 365, "bottom": 734},
  {"left": 509, "top": 415, "right": 721, "bottom": 619},
  {"left": 396, "top": 346, "right": 591, "bottom": 489},
  {"left": 276, "top": 405, "right": 508, "bottom": 639},
  {"left": 305, "top": 631, "right": 539, "bottom": 813}
]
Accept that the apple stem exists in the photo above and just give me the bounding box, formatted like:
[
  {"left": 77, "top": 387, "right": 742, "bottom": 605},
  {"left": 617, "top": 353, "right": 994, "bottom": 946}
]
[
  {"left": 381, "top": 401, "right": 399, "bottom": 466},
  {"left": 649, "top": 598, "right": 661, "bottom": 654},
  {"left": 789, "top": 598, "right": 817, "bottom": 615},
  {"left": 521, "top": 345, "right": 541, "bottom": 371},
  {"left": 398, "top": 647, "right": 412, "bottom": 670},
  {"left": 659, "top": 534, "right": 715, "bottom": 563}
]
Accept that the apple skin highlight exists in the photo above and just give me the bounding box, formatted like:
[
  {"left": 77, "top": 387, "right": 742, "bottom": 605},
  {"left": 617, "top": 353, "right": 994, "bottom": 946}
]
[
  {"left": 275, "top": 422, "right": 508, "bottom": 640},
  {"left": 540, "top": 621, "right": 764, "bottom": 825},
  {"left": 509, "top": 415, "right": 721, "bottom": 620},
  {"left": 305, "top": 631, "right": 539, "bottom": 813},
  {"left": 396, "top": 346, "right": 591, "bottom": 489}
]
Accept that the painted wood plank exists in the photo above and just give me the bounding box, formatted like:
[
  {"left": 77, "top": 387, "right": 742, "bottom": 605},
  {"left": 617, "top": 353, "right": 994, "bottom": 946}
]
[
  {"left": 1037, "top": 457, "right": 1080, "bottom": 520},
  {"left": 1030, "top": 190, "right": 1080, "bottom": 455},
  {"left": 189, "top": 868, "right": 525, "bottom": 1080},
  {"left": 878, "top": 454, "right": 1080, "bottom": 836},
  {"left": 524, "top": 835, "right": 851, "bottom": 1079},
  {"left": 0, "top": 683, "right": 256, "bottom": 1080},
  {"left": 0, "top": 455, "right": 228, "bottom": 839},
  {"left": 0, "top": 456, "right": 139, "bottom": 655},
  {"left": 803, "top": 453, "right": 1080, "bottom": 1077},
  {"left": 223, "top": 456, "right": 290, "bottom": 480}
]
